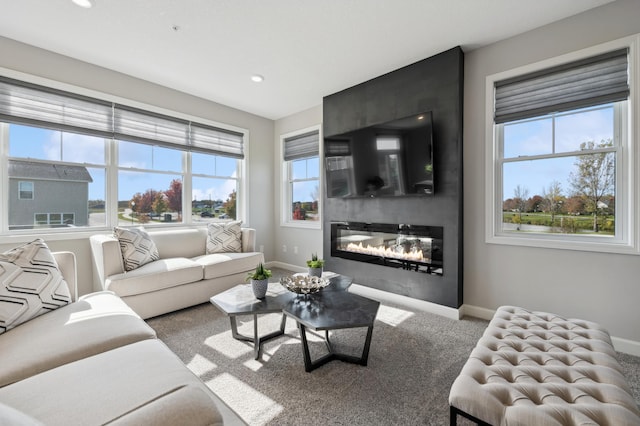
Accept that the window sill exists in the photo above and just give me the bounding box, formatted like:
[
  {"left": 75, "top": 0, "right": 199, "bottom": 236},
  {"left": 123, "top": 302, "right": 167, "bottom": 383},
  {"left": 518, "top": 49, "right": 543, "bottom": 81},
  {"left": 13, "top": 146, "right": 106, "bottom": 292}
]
[
  {"left": 280, "top": 220, "right": 322, "bottom": 230},
  {"left": 486, "top": 233, "right": 639, "bottom": 256}
]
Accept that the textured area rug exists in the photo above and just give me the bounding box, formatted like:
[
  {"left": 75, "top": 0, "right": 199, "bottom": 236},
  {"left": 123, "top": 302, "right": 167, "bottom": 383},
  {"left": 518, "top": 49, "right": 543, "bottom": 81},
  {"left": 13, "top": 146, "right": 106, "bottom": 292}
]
[
  {"left": 147, "top": 295, "right": 482, "bottom": 425},
  {"left": 147, "top": 294, "right": 640, "bottom": 426}
]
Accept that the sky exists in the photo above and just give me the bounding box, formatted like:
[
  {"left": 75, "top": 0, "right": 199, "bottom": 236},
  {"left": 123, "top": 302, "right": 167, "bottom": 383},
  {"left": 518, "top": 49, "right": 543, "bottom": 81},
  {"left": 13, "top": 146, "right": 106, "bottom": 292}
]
[{"left": 501, "top": 104, "right": 615, "bottom": 200}]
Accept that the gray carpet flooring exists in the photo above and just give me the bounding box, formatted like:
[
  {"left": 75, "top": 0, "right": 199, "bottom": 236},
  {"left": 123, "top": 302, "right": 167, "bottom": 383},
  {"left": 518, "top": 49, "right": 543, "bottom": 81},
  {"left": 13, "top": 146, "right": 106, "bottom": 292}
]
[{"left": 146, "top": 271, "right": 640, "bottom": 426}]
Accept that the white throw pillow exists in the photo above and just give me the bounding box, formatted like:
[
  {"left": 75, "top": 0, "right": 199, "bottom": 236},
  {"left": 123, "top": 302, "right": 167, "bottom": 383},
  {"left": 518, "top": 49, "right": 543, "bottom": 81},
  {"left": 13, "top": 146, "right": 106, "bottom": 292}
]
[
  {"left": 0, "top": 238, "right": 72, "bottom": 335},
  {"left": 113, "top": 227, "right": 160, "bottom": 272},
  {"left": 206, "top": 221, "right": 242, "bottom": 254}
]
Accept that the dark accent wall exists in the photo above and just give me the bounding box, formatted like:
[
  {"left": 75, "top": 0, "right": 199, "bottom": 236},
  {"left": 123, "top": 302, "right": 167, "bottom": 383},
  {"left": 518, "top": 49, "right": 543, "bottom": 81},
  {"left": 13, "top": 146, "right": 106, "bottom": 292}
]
[{"left": 322, "top": 46, "right": 463, "bottom": 308}]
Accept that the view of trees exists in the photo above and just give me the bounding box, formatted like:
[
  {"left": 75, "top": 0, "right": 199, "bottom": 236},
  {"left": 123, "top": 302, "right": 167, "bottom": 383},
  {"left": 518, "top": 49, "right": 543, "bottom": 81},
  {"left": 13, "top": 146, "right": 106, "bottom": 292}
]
[
  {"left": 503, "top": 140, "right": 615, "bottom": 234},
  {"left": 123, "top": 179, "right": 236, "bottom": 222},
  {"left": 223, "top": 190, "right": 236, "bottom": 219},
  {"left": 292, "top": 185, "right": 320, "bottom": 221}
]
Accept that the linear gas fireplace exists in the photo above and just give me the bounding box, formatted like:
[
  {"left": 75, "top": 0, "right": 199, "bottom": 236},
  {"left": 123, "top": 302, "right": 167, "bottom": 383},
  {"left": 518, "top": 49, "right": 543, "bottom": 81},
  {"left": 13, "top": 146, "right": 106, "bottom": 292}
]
[{"left": 331, "top": 222, "right": 443, "bottom": 275}]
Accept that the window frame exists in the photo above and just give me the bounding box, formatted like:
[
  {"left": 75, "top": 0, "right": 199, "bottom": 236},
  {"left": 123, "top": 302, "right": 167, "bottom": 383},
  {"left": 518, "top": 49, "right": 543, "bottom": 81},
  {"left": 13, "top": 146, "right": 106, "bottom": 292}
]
[
  {"left": 485, "top": 35, "right": 639, "bottom": 255},
  {"left": 18, "top": 181, "right": 34, "bottom": 200},
  {"left": 280, "top": 125, "right": 322, "bottom": 229},
  {"left": 0, "top": 68, "right": 248, "bottom": 241}
]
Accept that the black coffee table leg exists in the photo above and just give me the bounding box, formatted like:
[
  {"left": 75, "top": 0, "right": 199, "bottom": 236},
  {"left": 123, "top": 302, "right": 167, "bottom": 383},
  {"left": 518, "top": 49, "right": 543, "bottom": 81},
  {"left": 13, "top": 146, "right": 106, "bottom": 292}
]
[
  {"left": 229, "top": 314, "right": 287, "bottom": 360},
  {"left": 297, "top": 322, "right": 375, "bottom": 372}
]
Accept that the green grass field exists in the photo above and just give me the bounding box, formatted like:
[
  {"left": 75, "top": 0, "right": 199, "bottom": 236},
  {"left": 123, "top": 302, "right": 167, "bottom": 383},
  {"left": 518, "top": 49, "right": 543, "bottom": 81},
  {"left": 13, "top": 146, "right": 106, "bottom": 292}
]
[{"left": 502, "top": 212, "right": 614, "bottom": 234}]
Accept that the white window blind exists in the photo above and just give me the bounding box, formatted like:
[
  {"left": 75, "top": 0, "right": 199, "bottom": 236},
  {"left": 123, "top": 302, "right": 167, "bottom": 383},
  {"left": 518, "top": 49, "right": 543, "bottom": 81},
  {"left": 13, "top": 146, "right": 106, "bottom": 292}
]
[
  {"left": 284, "top": 130, "right": 319, "bottom": 161},
  {"left": 0, "top": 76, "right": 244, "bottom": 158},
  {"left": 0, "top": 76, "right": 113, "bottom": 137},
  {"left": 114, "top": 104, "right": 189, "bottom": 147},
  {"left": 191, "top": 122, "right": 244, "bottom": 159},
  {"left": 494, "top": 48, "right": 629, "bottom": 124}
]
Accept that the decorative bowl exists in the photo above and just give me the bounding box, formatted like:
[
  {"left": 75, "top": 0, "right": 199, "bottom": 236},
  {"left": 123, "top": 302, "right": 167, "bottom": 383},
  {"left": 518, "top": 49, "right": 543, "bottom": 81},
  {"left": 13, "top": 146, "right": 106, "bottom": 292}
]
[{"left": 280, "top": 275, "right": 330, "bottom": 295}]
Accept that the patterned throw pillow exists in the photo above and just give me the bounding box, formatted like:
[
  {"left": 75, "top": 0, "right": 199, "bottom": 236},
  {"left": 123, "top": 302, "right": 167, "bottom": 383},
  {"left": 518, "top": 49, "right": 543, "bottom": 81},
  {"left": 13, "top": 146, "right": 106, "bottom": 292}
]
[
  {"left": 0, "top": 239, "right": 72, "bottom": 335},
  {"left": 113, "top": 227, "right": 160, "bottom": 272},
  {"left": 206, "top": 221, "right": 242, "bottom": 254}
]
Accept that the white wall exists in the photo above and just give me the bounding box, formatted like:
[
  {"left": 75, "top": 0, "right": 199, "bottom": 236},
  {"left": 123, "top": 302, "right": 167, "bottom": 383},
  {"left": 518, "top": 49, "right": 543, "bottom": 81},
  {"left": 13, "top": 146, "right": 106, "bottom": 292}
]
[
  {"left": 464, "top": 0, "right": 640, "bottom": 348},
  {"left": 273, "top": 105, "right": 323, "bottom": 269},
  {"left": 0, "top": 36, "right": 275, "bottom": 296}
]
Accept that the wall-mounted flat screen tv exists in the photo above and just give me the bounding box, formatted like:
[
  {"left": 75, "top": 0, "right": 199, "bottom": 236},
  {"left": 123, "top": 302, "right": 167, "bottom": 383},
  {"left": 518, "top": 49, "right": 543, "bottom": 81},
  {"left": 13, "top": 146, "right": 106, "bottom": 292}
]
[{"left": 324, "top": 111, "right": 434, "bottom": 198}]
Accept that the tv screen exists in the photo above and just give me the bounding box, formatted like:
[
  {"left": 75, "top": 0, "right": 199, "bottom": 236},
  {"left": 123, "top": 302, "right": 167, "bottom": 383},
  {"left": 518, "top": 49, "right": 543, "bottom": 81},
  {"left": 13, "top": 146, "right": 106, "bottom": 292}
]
[{"left": 324, "top": 111, "right": 434, "bottom": 198}]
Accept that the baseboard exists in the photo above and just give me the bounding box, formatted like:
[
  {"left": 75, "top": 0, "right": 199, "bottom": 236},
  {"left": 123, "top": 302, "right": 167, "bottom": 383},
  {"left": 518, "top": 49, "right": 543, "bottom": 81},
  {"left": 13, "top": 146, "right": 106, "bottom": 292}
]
[
  {"left": 611, "top": 336, "right": 640, "bottom": 357},
  {"left": 459, "top": 304, "right": 495, "bottom": 321},
  {"left": 266, "top": 261, "right": 305, "bottom": 273},
  {"left": 349, "top": 283, "right": 461, "bottom": 320},
  {"left": 461, "top": 304, "right": 640, "bottom": 357}
]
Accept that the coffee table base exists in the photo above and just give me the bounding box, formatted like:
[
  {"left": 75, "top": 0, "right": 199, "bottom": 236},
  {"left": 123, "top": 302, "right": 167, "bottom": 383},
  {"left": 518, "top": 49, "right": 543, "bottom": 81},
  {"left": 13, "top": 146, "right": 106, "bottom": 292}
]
[
  {"left": 297, "top": 323, "right": 374, "bottom": 372},
  {"left": 230, "top": 314, "right": 287, "bottom": 360}
]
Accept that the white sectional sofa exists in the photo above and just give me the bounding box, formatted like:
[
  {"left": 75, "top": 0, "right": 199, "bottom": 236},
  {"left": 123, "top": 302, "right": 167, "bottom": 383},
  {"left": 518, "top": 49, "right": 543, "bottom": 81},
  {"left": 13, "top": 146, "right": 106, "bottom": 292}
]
[
  {"left": 90, "top": 226, "right": 263, "bottom": 319},
  {"left": 0, "top": 250, "right": 225, "bottom": 425}
]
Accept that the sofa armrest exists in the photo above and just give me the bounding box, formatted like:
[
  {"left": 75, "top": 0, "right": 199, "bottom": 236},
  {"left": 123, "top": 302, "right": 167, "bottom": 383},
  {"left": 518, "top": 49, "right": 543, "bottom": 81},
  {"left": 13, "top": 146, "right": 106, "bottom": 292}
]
[
  {"left": 241, "top": 227, "right": 257, "bottom": 252},
  {"left": 53, "top": 251, "right": 78, "bottom": 302},
  {"left": 90, "top": 234, "right": 125, "bottom": 289}
]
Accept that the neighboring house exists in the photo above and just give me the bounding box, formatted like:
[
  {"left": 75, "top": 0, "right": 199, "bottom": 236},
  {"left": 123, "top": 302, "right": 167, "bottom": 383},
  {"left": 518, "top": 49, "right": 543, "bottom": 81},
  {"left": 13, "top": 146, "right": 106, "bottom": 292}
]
[{"left": 8, "top": 160, "right": 93, "bottom": 230}]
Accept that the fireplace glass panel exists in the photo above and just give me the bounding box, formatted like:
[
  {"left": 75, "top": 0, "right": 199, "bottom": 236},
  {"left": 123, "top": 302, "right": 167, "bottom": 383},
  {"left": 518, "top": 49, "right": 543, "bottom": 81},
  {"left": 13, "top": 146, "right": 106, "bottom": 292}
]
[{"left": 331, "top": 222, "right": 443, "bottom": 275}]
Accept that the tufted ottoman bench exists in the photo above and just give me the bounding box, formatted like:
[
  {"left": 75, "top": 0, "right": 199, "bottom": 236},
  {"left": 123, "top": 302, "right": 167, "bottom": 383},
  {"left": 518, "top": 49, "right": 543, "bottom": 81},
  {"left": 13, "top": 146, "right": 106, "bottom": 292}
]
[{"left": 449, "top": 306, "right": 640, "bottom": 425}]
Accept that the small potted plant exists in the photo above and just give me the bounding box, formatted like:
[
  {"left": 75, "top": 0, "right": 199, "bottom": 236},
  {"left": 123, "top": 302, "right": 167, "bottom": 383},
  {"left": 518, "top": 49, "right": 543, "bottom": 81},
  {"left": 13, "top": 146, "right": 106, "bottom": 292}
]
[
  {"left": 246, "top": 262, "right": 272, "bottom": 299},
  {"left": 306, "top": 253, "right": 324, "bottom": 278}
]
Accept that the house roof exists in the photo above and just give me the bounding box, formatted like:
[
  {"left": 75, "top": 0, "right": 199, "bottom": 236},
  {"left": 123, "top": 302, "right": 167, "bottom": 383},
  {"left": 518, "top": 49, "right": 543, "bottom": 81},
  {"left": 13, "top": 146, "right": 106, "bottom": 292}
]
[{"left": 8, "top": 160, "right": 93, "bottom": 183}]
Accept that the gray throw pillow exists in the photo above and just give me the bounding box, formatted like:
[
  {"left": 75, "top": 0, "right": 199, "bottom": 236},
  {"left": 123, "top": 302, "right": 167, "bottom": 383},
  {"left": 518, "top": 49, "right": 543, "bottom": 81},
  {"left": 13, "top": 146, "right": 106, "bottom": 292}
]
[
  {"left": 113, "top": 227, "right": 160, "bottom": 272},
  {"left": 0, "top": 238, "right": 72, "bottom": 335}
]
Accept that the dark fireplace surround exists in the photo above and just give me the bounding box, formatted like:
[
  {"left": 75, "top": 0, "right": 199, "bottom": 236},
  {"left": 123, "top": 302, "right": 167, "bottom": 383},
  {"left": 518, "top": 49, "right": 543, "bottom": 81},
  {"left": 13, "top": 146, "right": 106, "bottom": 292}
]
[{"left": 322, "top": 47, "right": 463, "bottom": 309}]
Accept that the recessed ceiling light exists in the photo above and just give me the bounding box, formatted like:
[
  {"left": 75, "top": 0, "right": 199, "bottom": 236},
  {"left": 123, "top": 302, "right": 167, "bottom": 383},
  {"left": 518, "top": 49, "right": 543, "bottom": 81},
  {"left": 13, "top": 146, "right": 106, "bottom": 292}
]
[
  {"left": 417, "top": 115, "right": 425, "bottom": 120},
  {"left": 72, "top": 0, "right": 93, "bottom": 8},
  {"left": 251, "top": 75, "right": 264, "bottom": 83}
]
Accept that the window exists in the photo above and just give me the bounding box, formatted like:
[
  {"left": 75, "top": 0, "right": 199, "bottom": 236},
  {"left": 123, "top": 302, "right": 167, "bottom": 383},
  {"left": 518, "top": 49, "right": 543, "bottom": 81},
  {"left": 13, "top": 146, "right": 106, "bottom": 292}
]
[
  {"left": 281, "top": 127, "right": 321, "bottom": 227},
  {"left": 35, "top": 213, "right": 74, "bottom": 226},
  {"left": 0, "top": 75, "right": 245, "bottom": 234},
  {"left": 18, "top": 181, "right": 33, "bottom": 199},
  {"left": 487, "top": 43, "right": 636, "bottom": 253}
]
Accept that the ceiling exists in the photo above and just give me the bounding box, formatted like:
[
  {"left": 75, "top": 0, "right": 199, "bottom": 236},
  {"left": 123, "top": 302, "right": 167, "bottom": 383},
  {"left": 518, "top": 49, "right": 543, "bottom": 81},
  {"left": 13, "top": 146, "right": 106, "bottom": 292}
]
[{"left": 1, "top": 0, "right": 615, "bottom": 120}]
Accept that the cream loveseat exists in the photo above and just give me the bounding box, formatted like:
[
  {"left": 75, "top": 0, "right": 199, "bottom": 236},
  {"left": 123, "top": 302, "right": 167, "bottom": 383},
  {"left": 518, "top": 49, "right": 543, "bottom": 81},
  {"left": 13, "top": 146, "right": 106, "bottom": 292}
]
[
  {"left": 0, "top": 246, "right": 224, "bottom": 425},
  {"left": 90, "top": 226, "right": 263, "bottom": 319}
]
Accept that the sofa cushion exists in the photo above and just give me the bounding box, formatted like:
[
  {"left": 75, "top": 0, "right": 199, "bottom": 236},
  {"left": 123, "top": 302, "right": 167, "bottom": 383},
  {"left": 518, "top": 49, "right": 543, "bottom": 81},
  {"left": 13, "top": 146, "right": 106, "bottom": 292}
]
[
  {"left": 113, "top": 227, "right": 160, "bottom": 271},
  {"left": 0, "top": 291, "right": 156, "bottom": 387},
  {"left": 147, "top": 228, "right": 207, "bottom": 259},
  {"left": 0, "top": 239, "right": 71, "bottom": 335},
  {"left": 107, "top": 384, "right": 224, "bottom": 426},
  {"left": 0, "top": 402, "right": 44, "bottom": 426},
  {"left": 0, "top": 339, "right": 223, "bottom": 426},
  {"left": 194, "top": 251, "right": 264, "bottom": 280},
  {"left": 106, "top": 258, "right": 204, "bottom": 297},
  {"left": 206, "top": 221, "right": 242, "bottom": 253}
]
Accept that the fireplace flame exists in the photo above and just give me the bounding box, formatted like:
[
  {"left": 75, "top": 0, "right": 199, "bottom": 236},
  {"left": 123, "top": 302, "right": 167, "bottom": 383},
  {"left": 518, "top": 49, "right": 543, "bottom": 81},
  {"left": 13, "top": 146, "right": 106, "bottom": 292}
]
[{"left": 344, "top": 242, "right": 428, "bottom": 263}]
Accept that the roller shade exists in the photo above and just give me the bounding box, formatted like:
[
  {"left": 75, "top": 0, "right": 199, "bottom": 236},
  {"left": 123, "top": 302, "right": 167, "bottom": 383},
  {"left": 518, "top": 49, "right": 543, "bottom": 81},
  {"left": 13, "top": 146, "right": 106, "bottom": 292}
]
[
  {"left": 284, "top": 130, "right": 319, "bottom": 161},
  {"left": 114, "top": 104, "right": 189, "bottom": 147},
  {"left": 191, "top": 123, "right": 244, "bottom": 159},
  {"left": 0, "top": 76, "right": 113, "bottom": 137},
  {"left": 495, "top": 48, "right": 629, "bottom": 124}
]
